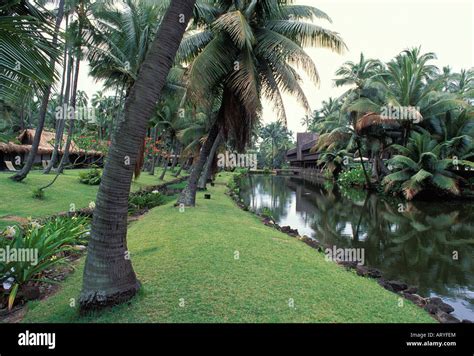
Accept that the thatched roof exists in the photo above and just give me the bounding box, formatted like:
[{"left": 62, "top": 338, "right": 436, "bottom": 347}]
[
  {"left": 355, "top": 112, "right": 401, "bottom": 134},
  {"left": 0, "top": 129, "right": 103, "bottom": 157}
]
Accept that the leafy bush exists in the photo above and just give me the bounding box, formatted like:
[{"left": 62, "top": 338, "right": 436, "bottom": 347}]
[
  {"left": 128, "top": 191, "right": 165, "bottom": 215},
  {"left": 337, "top": 168, "right": 366, "bottom": 188},
  {"left": 79, "top": 168, "right": 102, "bottom": 185},
  {"left": 0, "top": 217, "right": 90, "bottom": 310}
]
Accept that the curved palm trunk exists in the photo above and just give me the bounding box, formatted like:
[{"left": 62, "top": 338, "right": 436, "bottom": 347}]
[
  {"left": 173, "top": 158, "right": 185, "bottom": 177},
  {"left": 159, "top": 155, "right": 168, "bottom": 180},
  {"left": 170, "top": 142, "right": 180, "bottom": 171},
  {"left": 57, "top": 58, "right": 81, "bottom": 173},
  {"left": 198, "top": 133, "right": 221, "bottom": 190},
  {"left": 178, "top": 122, "right": 219, "bottom": 206},
  {"left": 44, "top": 15, "right": 70, "bottom": 174},
  {"left": 10, "top": 0, "right": 65, "bottom": 181},
  {"left": 79, "top": 0, "right": 196, "bottom": 311}
]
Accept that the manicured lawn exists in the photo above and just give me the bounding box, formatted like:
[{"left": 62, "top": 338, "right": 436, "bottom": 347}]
[
  {"left": 23, "top": 173, "right": 434, "bottom": 323},
  {"left": 0, "top": 168, "right": 184, "bottom": 225}
]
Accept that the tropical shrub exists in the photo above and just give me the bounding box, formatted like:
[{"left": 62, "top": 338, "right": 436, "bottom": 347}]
[
  {"left": 78, "top": 168, "right": 102, "bottom": 185},
  {"left": 317, "top": 149, "right": 351, "bottom": 179},
  {"left": 128, "top": 191, "right": 165, "bottom": 215},
  {"left": 337, "top": 168, "right": 366, "bottom": 188},
  {"left": 383, "top": 131, "right": 470, "bottom": 200},
  {"left": 0, "top": 217, "right": 90, "bottom": 310}
]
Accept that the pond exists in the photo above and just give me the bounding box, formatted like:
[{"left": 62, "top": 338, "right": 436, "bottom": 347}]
[{"left": 239, "top": 174, "right": 474, "bottom": 321}]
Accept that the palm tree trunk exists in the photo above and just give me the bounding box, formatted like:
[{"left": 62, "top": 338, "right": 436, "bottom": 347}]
[
  {"left": 79, "top": 0, "right": 196, "bottom": 311},
  {"left": 173, "top": 158, "right": 185, "bottom": 177},
  {"left": 10, "top": 0, "right": 65, "bottom": 181},
  {"left": 356, "top": 139, "right": 371, "bottom": 188},
  {"left": 148, "top": 127, "right": 158, "bottom": 175},
  {"left": 45, "top": 42, "right": 73, "bottom": 174},
  {"left": 178, "top": 122, "right": 219, "bottom": 206},
  {"left": 57, "top": 57, "right": 81, "bottom": 173},
  {"left": 170, "top": 142, "right": 180, "bottom": 171},
  {"left": 198, "top": 133, "right": 221, "bottom": 190},
  {"left": 159, "top": 155, "right": 168, "bottom": 180}
]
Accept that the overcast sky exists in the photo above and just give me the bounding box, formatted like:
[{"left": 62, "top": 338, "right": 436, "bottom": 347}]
[{"left": 78, "top": 0, "right": 473, "bottom": 136}]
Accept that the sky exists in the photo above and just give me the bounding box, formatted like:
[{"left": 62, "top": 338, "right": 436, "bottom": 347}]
[{"left": 78, "top": 0, "right": 474, "bottom": 136}]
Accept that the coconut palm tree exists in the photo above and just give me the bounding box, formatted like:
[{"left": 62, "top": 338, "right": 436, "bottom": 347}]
[
  {"left": 317, "top": 148, "right": 351, "bottom": 179},
  {"left": 259, "top": 121, "right": 292, "bottom": 169},
  {"left": 334, "top": 53, "right": 383, "bottom": 88},
  {"left": 87, "top": 0, "right": 166, "bottom": 92},
  {"left": 176, "top": 0, "right": 346, "bottom": 206},
  {"left": 0, "top": 0, "right": 59, "bottom": 101},
  {"left": 448, "top": 69, "right": 474, "bottom": 97},
  {"left": 79, "top": 0, "right": 197, "bottom": 311},
  {"left": 8, "top": 0, "right": 65, "bottom": 182},
  {"left": 383, "top": 129, "right": 471, "bottom": 200}
]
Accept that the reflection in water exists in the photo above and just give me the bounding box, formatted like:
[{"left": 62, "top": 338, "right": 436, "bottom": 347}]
[{"left": 240, "top": 175, "right": 474, "bottom": 321}]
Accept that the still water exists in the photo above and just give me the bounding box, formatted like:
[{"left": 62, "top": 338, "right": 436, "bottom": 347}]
[{"left": 239, "top": 175, "right": 474, "bottom": 321}]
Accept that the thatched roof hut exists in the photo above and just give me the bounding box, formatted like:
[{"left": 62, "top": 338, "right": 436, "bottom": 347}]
[
  {"left": 355, "top": 112, "right": 401, "bottom": 135},
  {"left": 0, "top": 129, "right": 103, "bottom": 157}
]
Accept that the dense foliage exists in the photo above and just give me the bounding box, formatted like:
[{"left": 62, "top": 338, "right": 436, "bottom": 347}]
[{"left": 304, "top": 50, "right": 474, "bottom": 199}]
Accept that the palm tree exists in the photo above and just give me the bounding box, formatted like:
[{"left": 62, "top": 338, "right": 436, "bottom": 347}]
[
  {"left": 334, "top": 52, "right": 382, "bottom": 88},
  {"left": 79, "top": 0, "right": 197, "bottom": 311},
  {"left": 0, "top": 0, "right": 58, "bottom": 101},
  {"left": 449, "top": 69, "right": 474, "bottom": 98},
  {"left": 259, "top": 121, "right": 292, "bottom": 169},
  {"left": 9, "top": 0, "right": 65, "bottom": 181},
  {"left": 87, "top": 0, "right": 166, "bottom": 92},
  {"left": 317, "top": 148, "right": 351, "bottom": 179},
  {"left": 177, "top": 0, "right": 346, "bottom": 206},
  {"left": 383, "top": 130, "right": 468, "bottom": 200}
]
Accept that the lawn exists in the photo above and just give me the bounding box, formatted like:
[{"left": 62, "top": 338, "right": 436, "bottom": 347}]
[
  {"left": 22, "top": 173, "right": 434, "bottom": 323},
  {"left": 0, "top": 168, "right": 184, "bottom": 230}
]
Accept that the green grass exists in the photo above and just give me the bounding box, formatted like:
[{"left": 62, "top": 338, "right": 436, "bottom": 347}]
[
  {"left": 0, "top": 168, "right": 184, "bottom": 224},
  {"left": 22, "top": 173, "right": 434, "bottom": 323}
]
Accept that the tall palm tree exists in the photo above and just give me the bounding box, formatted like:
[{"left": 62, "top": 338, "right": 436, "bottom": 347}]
[
  {"left": 8, "top": 0, "right": 65, "bottom": 181},
  {"left": 79, "top": 0, "right": 197, "bottom": 311},
  {"left": 87, "top": 0, "right": 166, "bottom": 92},
  {"left": 177, "top": 0, "right": 346, "bottom": 206},
  {"left": 449, "top": 69, "right": 474, "bottom": 98},
  {"left": 334, "top": 52, "right": 382, "bottom": 88},
  {"left": 260, "top": 121, "right": 292, "bottom": 169}
]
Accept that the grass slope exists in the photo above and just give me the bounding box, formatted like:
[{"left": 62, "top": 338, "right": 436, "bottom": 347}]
[
  {"left": 0, "top": 168, "right": 183, "bottom": 230},
  {"left": 23, "top": 173, "right": 434, "bottom": 323}
]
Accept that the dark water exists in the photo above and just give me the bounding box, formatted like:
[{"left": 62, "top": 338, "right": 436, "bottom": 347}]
[{"left": 239, "top": 175, "right": 474, "bottom": 321}]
